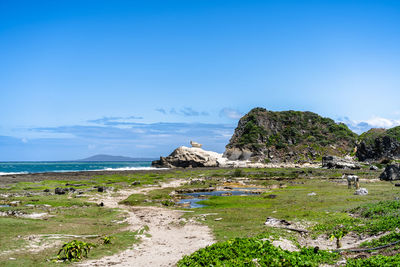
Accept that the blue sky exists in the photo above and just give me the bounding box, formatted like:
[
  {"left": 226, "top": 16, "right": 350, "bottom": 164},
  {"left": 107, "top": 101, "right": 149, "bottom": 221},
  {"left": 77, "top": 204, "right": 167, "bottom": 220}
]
[{"left": 1, "top": 0, "right": 400, "bottom": 161}]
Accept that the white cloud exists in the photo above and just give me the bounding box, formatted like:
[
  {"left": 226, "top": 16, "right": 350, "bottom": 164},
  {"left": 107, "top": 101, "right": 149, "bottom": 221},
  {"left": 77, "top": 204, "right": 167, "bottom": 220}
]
[
  {"left": 364, "top": 117, "right": 400, "bottom": 128},
  {"left": 219, "top": 108, "right": 243, "bottom": 120},
  {"left": 337, "top": 116, "right": 400, "bottom": 134}
]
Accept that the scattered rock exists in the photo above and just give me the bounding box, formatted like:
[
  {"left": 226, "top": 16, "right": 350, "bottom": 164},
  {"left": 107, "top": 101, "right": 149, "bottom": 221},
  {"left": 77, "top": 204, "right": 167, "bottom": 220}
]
[
  {"left": 266, "top": 194, "right": 277, "bottom": 199},
  {"left": 214, "top": 218, "right": 222, "bottom": 221},
  {"left": 65, "top": 183, "right": 86, "bottom": 187},
  {"left": 97, "top": 186, "right": 106, "bottom": 192},
  {"left": 176, "top": 188, "right": 215, "bottom": 194},
  {"left": 131, "top": 181, "right": 141, "bottom": 186},
  {"left": 22, "top": 212, "right": 48, "bottom": 219},
  {"left": 355, "top": 188, "right": 368, "bottom": 196},
  {"left": 272, "top": 238, "right": 299, "bottom": 252},
  {"left": 10, "top": 201, "right": 20, "bottom": 206},
  {"left": 264, "top": 217, "right": 291, "bottom": 227},
  {"left": 43, "top": 189, "right": 50, "bottom": 192},
  {"left": 55, "top": 187, "right": 69, "bottom": 195},
  {"left": 1, "top": 210, "right": 24, "bottom": 217},
  {"left": 307, "top": 192, "right": 317, "bottom": 196},
  {"left": 380, "top": 164, "right": 400, "bottom": 181},
  {"left": 370, "top": 165, "right": 379, "bottom": 171},
  {"left": 264, "top": 217, "right": 308, "bottom": 233},
  {"left": 322, "top": 156, "right": 361, "bottom": 170}
]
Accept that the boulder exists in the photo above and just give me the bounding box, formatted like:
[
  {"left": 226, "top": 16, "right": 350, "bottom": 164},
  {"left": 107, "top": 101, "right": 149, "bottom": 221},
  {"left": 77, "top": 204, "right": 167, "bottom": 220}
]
[
  {"left": 322, "top": 155, "right": 361, "bottom": 170},
  {"left": 264, "top": 217, "right": 291, "bottom": 227},
  {"left": 380, "top": 164, "right": 400, "bottom": 181},
  {"left": 152, "top": 146, "right": 222, "bottom": 168},
  {"left": 96, "top": 186, "right": 106, "bottom": 192},
  {"left": 370, "top": 165, "right": 379, "bottom": 171},
  {"left": 55, "top": 187, "right": 69, "bottom": 195},
  {"left": 190, "top": 141, "right": 202, "bottom": 148},
  {"left": 223, "top": 148, "right": 253, "bottom": 161},
  {"left": 355, "top": 188, "right": 368, "bottom": 195}
]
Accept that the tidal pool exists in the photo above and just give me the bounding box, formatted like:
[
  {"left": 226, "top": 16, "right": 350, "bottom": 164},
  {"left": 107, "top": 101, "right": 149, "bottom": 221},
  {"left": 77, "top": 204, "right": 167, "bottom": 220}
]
[{"left": 177, "top": 190, "right": 261, "bottom": 208}]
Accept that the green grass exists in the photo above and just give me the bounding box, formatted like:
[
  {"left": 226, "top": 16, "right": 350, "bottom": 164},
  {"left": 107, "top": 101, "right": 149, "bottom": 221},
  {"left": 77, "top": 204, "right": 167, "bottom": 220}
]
[
  {"left": 346, "top": 254, "right": 400, "bottom": 266},
  {"left": 182, "top": 179, "right": 398, "bottom": 241},
  {"left": 1, "top": 167, "right": 399, "bottom": 266}
]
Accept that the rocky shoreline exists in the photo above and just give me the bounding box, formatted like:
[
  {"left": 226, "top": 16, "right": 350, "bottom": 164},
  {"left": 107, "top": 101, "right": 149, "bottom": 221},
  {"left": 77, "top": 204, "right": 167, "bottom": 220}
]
[{"left": 0, "top": 169, "right": 173, "bottom": 185}]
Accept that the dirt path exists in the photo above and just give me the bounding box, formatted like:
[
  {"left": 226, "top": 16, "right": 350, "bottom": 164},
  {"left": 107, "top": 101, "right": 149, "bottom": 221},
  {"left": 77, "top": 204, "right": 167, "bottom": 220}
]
[{"left": 79, "top": 179, "right": 215, "bottom": 267}]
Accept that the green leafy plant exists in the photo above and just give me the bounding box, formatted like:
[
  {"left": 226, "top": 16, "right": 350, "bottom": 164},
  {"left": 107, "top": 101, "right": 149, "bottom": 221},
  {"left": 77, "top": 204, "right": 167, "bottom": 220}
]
[
  {"left": 232, "top": 169, "right": 244, "bottom": 177},
  {"left": 161, "top": 200, "right": 175, "bottom": 206},
  {"left": 347, "top": 254, "right": 400, "bottom": 266},
  {"left": 178, "top": 237, "right": 339, "bottom": 266},
  {"left": 329, "top": 224, "right": 349, "bottom": 249},
  {"left": 57, "top": 240, "right": 96, "bottom": 261},
  {"left": 102, "top": 236, "right": 114, "bottom": 245}
]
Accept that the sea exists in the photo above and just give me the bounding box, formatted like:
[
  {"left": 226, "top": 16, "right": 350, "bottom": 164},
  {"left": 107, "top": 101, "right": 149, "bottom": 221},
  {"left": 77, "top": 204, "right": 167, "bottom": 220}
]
[{"left": 0, "top": 161, "right": 155, "bottom": 175}]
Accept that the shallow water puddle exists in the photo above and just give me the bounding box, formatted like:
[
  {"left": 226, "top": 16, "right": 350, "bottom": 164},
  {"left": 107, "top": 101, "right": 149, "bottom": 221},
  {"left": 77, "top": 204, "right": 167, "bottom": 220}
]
[{"left": 177, "top": 190, "right": 261, "bottom": 208}]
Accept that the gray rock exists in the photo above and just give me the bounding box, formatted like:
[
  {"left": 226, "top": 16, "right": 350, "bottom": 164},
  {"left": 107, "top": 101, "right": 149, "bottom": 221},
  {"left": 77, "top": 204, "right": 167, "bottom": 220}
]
[
  {"left": 370, "top": 165, "right": 379, "bottom": 171},
  {"left": 264, "top": 217, "right": 291, "bottom": 227},
  {"left": 380, "top": 164, "right": 400, "bottom": 181},
  {"left": 355, "top": 188, "right": 368, "bottom": 195},
  {"left": 97, "top": 186, "right": 106, "bottom": 192},
  {"left": 55, "top": 187, "right": 69, "bottom": 195},
  {"left": 322, "top": 155, "right": 361, "bottom": 170},
  {"left": 223, "top": 148, "right": 253, "bottom": 161},
  {"left": 356, "top": 132, "right": 400, "bottom": 162}
]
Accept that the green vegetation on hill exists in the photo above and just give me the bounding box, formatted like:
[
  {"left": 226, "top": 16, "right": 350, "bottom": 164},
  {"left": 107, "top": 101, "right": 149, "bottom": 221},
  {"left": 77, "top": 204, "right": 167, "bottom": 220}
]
[
  {"left": 358, "top": 126, "right": 400, "bottom": 145},
  {"left": 356, "top": 126, "right": 400, "bottom": 161},
  {"left": 238, "top": 108, "right": 357, "bottom": 148},
  {"left": 358, "top": 128, "right": 387, "bottom": 146},
  {"left": 227, "top": 107, "right": 358, "bottom": 162}
]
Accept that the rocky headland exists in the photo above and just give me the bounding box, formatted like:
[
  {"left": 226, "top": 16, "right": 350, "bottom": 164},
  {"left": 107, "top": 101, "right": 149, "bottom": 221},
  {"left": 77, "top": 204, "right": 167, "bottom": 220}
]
[
  {"left": 152, "top": 107, "right": 400, "bottom": 169},
  {"left": 224, "top": 107, "right": 357, "bottom": 163},
  {"left": 356, "top": 127, "right": 400, "bottom": 162}
]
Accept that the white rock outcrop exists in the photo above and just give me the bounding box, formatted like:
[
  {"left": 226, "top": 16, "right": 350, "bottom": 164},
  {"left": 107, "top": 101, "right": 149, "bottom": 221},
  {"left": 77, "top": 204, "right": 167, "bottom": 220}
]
[{"left": 152, "top": 145, "right": 321, "bottom": 169}]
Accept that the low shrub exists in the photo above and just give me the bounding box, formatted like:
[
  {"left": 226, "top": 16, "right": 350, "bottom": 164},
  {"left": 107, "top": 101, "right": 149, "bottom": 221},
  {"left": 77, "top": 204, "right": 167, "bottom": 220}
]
[
  {"left": 57, "top": 240, "right": 96, "bottom": 262},
  {"left": 178, "top": 237, "right": 339, "bottom": 266}
]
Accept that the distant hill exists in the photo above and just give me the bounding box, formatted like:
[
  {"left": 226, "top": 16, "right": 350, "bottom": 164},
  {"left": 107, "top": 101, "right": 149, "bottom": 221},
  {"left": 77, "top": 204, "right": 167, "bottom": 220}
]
[
  {"left": 224, "top": 107, "right": 358, "bottom": 163},
  {"left": 79, "top": 154, "right": 155, "bottom": 162}
]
